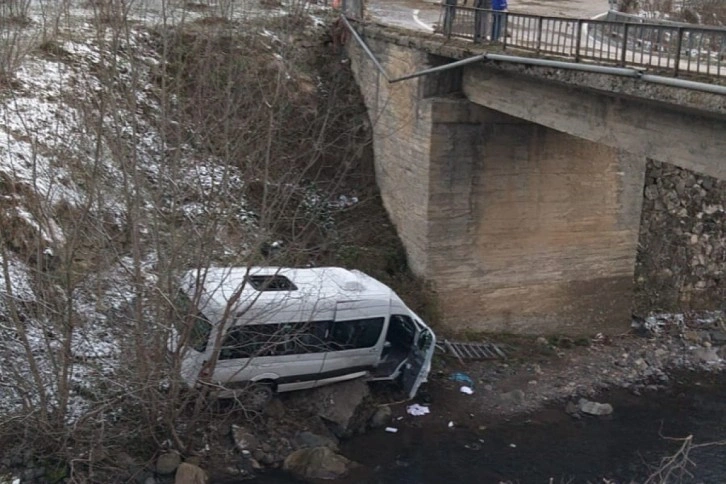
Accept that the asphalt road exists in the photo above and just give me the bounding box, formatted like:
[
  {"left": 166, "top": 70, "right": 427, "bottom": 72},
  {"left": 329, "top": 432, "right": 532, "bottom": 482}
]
[{"left": 366, "top": 0, "right": 611, "bottom": 32}]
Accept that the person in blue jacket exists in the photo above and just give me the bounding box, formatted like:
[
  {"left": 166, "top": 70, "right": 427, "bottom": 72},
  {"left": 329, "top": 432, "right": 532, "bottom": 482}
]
[{"left": 491, "top": 0, "right": 507, "bottom": 41}]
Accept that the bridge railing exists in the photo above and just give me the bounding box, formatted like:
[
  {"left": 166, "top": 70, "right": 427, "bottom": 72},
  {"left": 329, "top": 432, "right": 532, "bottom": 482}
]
[{"left": 439, "top": 5, "right": 726, "bottom": 78}]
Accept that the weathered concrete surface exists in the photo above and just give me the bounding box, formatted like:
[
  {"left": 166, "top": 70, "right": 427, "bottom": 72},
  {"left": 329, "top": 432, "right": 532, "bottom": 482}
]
[
  {"left": 462, "top": 65, "right": 726, "bottom": 181},
  {"left": 426, "top": 98, "right": 645, "bottom": 334}
]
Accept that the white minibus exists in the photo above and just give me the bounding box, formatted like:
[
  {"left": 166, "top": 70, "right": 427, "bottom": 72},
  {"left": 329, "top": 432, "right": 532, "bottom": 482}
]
[{"left": 173, "top": 266, "right": 436, "bottom": 407}]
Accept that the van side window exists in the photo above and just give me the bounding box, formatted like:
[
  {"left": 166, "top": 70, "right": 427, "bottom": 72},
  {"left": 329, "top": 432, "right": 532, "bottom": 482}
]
[
  {"left": 219, "top": 322, "right": 330, "bottom": 360},
  {"left": 329, "top": 317, "right": 385, "bottom": 350}
]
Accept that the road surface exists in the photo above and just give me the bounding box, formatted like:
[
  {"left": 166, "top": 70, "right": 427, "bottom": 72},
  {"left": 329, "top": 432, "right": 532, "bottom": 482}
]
[{"left": 366, "top": 0, "right": 611, "bottom": 32}]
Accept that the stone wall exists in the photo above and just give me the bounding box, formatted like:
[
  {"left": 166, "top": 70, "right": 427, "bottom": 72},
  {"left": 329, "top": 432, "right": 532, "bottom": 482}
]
[{"left": 635, "top": 160, "right": 726, "bottom": 312}]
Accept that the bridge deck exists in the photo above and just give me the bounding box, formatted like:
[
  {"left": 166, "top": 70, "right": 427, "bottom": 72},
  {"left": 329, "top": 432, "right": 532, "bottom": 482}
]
[{"left": 440, "top": 6, "right": 726, "bottom": 79}]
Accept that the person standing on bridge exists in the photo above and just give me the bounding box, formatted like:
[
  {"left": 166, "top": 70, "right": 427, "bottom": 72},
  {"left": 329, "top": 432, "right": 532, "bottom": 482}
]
[
  {"left": 474, "top": 0, "right": 492, "bottom": 43},
  {"left": 491, "top": 0, "right": 507, "bottom": 42},
  {"left": 442, "top": 0, "right": 458, "bottom": 37}
]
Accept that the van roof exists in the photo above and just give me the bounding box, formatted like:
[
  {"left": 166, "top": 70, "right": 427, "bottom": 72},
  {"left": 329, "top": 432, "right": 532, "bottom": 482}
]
[{"left": 182, "top": 267, "right": 395, "bottom": 320}]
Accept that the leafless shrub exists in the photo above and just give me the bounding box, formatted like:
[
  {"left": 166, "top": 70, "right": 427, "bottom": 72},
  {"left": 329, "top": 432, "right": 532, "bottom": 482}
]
[
  {"left": 0, "top": 0, "right": 393, "bottom": 479},
  {"left": 644, "top": 434, "right": 726, "bottom": 483}
]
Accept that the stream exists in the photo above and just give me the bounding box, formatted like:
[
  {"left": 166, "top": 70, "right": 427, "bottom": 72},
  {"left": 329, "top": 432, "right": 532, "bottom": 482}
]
[{"left": 248, "top": 370, "right": 726, "bottom": 483}]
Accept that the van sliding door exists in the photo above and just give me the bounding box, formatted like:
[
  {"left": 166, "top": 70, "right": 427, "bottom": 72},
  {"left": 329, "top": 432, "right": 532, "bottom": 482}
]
[{"left": 318, "top": 301, "right": 387, "bottom": 384}]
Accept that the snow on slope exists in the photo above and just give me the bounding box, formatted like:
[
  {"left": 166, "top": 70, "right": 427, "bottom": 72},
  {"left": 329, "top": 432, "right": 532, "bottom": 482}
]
[{"left": 0, "top": 4, "right": 251, "bottom": 420}]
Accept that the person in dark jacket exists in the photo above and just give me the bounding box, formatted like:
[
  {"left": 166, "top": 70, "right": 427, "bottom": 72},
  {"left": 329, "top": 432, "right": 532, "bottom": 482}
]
[
  {"left": 491, "top": 0, "right": 507, "bottom": 41},
  {"left": 474, "top": 0, "right": 492, "bottom": 43},
  {"left": 443, "top": 0, "right": 458, "bottom": 36}
]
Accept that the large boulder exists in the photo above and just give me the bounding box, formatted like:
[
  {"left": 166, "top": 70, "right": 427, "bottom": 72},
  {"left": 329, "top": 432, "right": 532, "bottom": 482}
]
[
  {"left": 231, "top": 425, "right": 259, "bottom": 452},
  {"left": 286, "top": 379, "right": 371, "bottom": 437},
  {"left": 294, "top": 431, "right": 339, "bottom": 452},
  {"left": 578, "top": 398, "right": 614, "bottom": 416},
  {"left": 156, "top": 452, "right": 182, "bottom": 475},
  {"left": 283, "top": 446, "right": 354, "bottom": 480},
  {"left": 174, "top": 463, "right": 208, "bottom": 484}
]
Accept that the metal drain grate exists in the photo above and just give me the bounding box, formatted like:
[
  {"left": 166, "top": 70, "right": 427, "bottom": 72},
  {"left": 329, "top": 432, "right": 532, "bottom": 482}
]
[{"left": 443, "top": 340, "right": 507, "bottom": 360}]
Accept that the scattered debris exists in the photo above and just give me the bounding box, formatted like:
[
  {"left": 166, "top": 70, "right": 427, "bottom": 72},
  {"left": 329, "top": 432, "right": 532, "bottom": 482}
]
[
  {"left": 448, "top": 421, "right": 454, "bottom": 428},
  {"left": 384, "top": 427, "right": 398, "bottom": 433},
  {"left": 444, "top": 340, "right": 506, "bottom": 360},
  {"left": 450, "top": 372, "right": 474, "bottom": 387},
  {"left": 406, "top": 404, "right": 430, "bottom": 417},
  {"left": 460, "top": 386, "right": 474, "bottom": 395}
]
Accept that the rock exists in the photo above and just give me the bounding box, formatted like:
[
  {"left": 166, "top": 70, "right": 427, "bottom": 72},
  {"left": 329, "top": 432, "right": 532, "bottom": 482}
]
[
  {"left": 693, "top": 347, "right": 720, "bottom": 364},
  {"left": 156, "top": 452, "right": 182, "bottom": 475},
  {"left": 578, "top": 399, "right": 613, "bottom": 416},
  {"left": 499, "top": 389, "right": 525, "bottom": 406},
  {"left": 683, "top": 330, "right": 710, "bottom": 344},
  {"left": 644, "top": 184, "right": 659, "bottom": 200},
  {"left": 286, "top": 379, "right": 370, "bottom": 437},
  {"left": 535, "top": 336, "right": 549, "bottom": 346},
  {"left": 283, "top": 446, "right": 353, "bottom": 480},
  {"left": 174, "top": 462, "right": 208, "bottom": 484},
  {"left": 709, "top": 331, "right": 726, "bottom": 345},
  {"left": 144, "top": 477, "right": 157, "bottom": 484},
  {"left": 564, "top": 401, "right": 579, "bottom": 416},
  {"left": 654, "top": 348, "right": 669, "bottom": 359},
  {"left": 232, "top": 425, "right": 259, "bottom": 452},
  {"left": 294, "top": 431, "right": 339, "bottom": 452},
  {"left": 264, "top": 398, "right": 286, "bottom": 419},
  {"left": 262, "top": 454, "right": 275, "bottom": 465},
  {"left": 369, "top": 406, "right": 392, "bottom": 429}
]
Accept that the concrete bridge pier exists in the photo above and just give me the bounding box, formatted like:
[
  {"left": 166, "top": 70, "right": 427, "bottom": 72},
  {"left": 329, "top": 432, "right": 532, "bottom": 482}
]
[
  {"left": 349, "top": 36, "right": 647, "bottom": 335},
  {"left": 427, "top": 99, "right": 646, "bottom": 334}
]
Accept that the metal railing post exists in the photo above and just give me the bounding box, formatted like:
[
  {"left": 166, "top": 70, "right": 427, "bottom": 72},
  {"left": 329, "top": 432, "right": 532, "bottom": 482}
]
[
  {"left": 502, "top": 12, "right": 509, "bottom": 51},
  {"left": 536, "top": 16, "right": 543, "bottom": 54},
  {"left": 621, "top": 23, "right": 629, "bottom": 66},
  {"left": 575, "top": 19, "right": 583, "bottom": 61},
  {"left": 674, "top": 27, "right": 684, "bottom": 77}
]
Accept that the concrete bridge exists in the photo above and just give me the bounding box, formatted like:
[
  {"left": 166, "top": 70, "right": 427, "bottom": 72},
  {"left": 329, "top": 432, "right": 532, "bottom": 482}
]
[{"left": 342, "top": 10, "right": 726, "bottom": 335}]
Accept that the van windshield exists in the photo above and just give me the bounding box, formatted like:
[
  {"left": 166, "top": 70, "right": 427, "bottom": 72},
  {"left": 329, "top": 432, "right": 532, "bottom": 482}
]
[
  {"left": 176, "top": 290, "right": 213, "bottom": 353},
  {"left": 189, "top": 316, "right": 212, "bottom": 353}
]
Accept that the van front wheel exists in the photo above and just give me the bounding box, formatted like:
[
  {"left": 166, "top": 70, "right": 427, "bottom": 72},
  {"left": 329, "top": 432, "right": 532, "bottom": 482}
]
[{"left": 241, "top": 382, "right": 274, "bottom": 410}]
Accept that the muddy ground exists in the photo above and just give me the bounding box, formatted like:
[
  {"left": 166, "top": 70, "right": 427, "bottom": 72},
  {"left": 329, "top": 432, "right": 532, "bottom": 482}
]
[
  {"left": 206, "top": 312, "right": 725, "bottom": 483},
  {"left": 382, "top": 315, "right": 725, "bottom": 431}
]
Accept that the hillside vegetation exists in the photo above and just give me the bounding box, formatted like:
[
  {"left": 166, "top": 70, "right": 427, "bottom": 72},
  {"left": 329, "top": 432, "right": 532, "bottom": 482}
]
[{"left": 0, "top": 1, "right": 432, "bottom": 480}]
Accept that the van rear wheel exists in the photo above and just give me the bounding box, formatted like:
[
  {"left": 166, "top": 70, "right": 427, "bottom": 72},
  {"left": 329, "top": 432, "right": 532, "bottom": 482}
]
[{"left": 240, "top": 382, "right": 274, "bottom": 410}]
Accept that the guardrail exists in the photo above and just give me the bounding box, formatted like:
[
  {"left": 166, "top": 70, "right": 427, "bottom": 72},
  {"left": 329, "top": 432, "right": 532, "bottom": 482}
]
[{"left": 440, "top": 5, "right": 726, "bottom": 78}]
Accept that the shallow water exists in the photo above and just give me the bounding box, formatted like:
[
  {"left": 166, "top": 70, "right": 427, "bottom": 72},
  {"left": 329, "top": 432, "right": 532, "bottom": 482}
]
[{"left": 244, "top": 370, "right": 726, "bottom": 483}]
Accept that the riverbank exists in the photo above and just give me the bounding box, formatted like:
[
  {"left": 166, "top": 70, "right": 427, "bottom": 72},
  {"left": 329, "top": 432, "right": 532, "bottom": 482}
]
[{"left": 210, "top": 311, "right": 726, "bottom": 483}]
